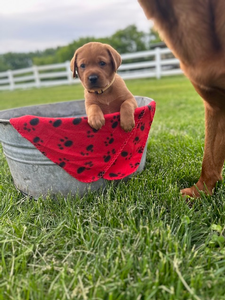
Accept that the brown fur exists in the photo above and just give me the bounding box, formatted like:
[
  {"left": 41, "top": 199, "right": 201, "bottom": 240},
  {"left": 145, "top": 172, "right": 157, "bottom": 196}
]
[
  {"left": 138, "top": 0, "right": 225, "bottom": 197},
  {"left": 70, "top": 42, "right": 137, "bottom": 132}
]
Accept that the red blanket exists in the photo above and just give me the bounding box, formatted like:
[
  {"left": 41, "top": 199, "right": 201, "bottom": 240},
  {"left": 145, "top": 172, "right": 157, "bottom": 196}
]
[{"left": 10, "top": 101, "right": 156, "bottom": 183}]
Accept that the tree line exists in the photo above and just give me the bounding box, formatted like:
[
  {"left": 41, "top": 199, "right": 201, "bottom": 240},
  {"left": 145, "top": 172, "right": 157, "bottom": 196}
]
[{"left": 0, "top": 25, "right": 162, "bottom": 72}]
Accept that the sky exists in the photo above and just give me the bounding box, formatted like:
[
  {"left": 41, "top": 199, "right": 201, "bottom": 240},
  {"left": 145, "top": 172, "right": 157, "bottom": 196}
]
[{"left": 0, "top": 0, "right": 152, "bottom": 54}]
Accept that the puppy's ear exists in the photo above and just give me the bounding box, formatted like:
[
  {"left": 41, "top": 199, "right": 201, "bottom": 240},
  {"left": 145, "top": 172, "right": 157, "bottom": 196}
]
[
  {"left": 106, "top": 45, "right": 122, "bottom": 72},
  {"left": 70, "top": 50, "right": 78, "bottom": 78}
]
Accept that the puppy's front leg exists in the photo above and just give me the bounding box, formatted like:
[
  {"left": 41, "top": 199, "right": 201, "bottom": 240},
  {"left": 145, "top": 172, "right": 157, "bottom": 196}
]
[
  {"left": 120, "top": 99, "right": 137, "bottom": 132},
  {"left": 86, "top": 104, "right": 105, "bottom": 130}
]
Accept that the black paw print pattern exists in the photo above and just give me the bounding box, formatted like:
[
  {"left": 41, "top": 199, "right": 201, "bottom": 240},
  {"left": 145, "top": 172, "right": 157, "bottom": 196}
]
[
  {"left": 133, "top": 136, "right": 140, "bottom": 145},
  {"left": 87, "top": 128, "right": 98, "bottom": 138},
  {"left": 98, "top": 171, "right": 105, "bottom": 178},
  {"left": 77, "top": 161, "right": 94, "bottom": 174},
  {"left": 85, "top": 161, "right": 94, "bottom": 168},
  {"left": 80, "top": 144, "right": 94, "bottom": 156},
  {"left": 103, "top": 149, "right": 116, "bottom": 163},
  {"left": 49, "top": 119, "right": 62, "bottom": 128},
  {"left": 108, "top": 172, "right": 126, "bottom": 178},
  {"left": 110, "top": 115, "right": 120, "bottom": 129},
  {"left": 23, "top": 117, "right": 40, "bottom": 132},
  {"left": 130, "top": 162, "right": 140, "bottom": 169},
  {"left": 104, "top": 134, "right": 114, "bottom": 146},
  {"left": 137, "top": 146, "right": 144, "bottom": 154},
  {"left": 137, "top": 122, "right": 145, "bottom": 132},
  {"left": 121, "top": 151, "right": 132, "bottom": 160},
  {"left": 33, "top": 136, "right": 44, "bottom": 146},
  {"left": 57, "top": 158, "right": 69, "bottom": 168},
  {"left": 58, "top": 137, "right": 73, "bottom": 150}
]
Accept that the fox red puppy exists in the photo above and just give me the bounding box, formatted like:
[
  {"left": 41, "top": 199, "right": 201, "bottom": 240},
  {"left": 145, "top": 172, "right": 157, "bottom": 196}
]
[{"left": 70, "top": 42, "right": 137, "bottom": 132}]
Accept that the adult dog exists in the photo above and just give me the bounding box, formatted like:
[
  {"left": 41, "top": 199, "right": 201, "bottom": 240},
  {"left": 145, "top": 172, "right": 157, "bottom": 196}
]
[
  {"left": 138, "top": 0, "right": 225, "bottom": 197},
  {"left": 70, "top": 42, "right": 137, "bottom": 132}
]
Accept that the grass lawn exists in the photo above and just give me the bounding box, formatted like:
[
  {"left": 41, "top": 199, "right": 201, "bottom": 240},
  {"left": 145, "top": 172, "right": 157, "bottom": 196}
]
[{"left": 0, "top": 76, "right": 225, "bottom": 299}]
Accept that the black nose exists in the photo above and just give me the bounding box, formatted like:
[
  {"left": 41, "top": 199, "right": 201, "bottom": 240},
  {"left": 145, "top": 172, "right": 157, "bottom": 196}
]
[{"left": 89, "top": 75, "right": 98, "bottom": 84}]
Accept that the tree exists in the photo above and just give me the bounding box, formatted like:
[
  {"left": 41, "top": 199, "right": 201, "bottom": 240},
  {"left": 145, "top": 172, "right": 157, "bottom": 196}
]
[
  {"left": 0, "top": 56, "right": 9, "bottom": 72},
  {"left": 0, "top": 24, "right": 158, "bottom": 71},
  {"left": 32, "top": 48, "right": 58, "bottom": 65},
  {"left": 0, "top": 52, "right": 33, "bottom": 71},
  {"left": 109, "top": 25, "right": 149, "bottom": 54}
]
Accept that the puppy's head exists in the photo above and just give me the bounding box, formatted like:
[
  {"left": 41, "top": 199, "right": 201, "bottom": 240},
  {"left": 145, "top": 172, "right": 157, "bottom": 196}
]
[{"left": 70, "top": 42, "right": 122, "bottom": 91}]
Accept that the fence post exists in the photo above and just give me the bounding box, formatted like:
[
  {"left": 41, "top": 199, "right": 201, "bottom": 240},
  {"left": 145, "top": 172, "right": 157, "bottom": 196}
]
[
  {"left": 66, "top": 61, "right": 73, "bottom": 84},
  {"left": 155, "top": 47, "right": 161, "bottom": 79},
  {"left": 33, "top": 65, "right": 40, "bottom": 88},
  {"left": 7, "top": 70, "right": 15, "bottom": 90}
]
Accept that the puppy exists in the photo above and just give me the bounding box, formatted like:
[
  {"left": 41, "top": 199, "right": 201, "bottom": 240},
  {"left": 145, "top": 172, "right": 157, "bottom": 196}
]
[
  {"left": 138, "top": 0, "right": 225, "bottom": 197},
  {"left": 70, "top": 42, "right": 137, "bottom": 132}
]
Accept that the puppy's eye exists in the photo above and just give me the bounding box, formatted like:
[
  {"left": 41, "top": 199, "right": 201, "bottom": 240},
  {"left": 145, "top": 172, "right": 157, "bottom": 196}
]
[
  {"left": 99, "top": 61, "right": 106, "bottom": 66},
  {"left": 80, "top": 63, "right": 86, "bottom": 69}
]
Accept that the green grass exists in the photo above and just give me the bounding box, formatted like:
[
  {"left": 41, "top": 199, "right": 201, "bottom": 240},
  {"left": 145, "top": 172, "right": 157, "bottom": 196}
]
[{"left": 0, "top": 76, "right": 225, "bottom": 300}]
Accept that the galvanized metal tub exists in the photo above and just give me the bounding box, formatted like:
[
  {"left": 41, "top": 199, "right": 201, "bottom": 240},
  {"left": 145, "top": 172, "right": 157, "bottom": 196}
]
[{"left": 0, "top": 97, "right": 153, "bottom": 199}]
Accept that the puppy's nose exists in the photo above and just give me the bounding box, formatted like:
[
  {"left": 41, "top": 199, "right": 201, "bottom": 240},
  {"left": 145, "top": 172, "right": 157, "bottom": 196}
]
[{"left": 89, "top": 75, "right": 98, "bottom": 84}]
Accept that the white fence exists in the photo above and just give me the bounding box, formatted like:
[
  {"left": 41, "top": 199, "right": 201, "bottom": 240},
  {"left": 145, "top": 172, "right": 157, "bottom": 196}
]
[{"left": 0, "top": 47, "right": 183, "bottom": 91}]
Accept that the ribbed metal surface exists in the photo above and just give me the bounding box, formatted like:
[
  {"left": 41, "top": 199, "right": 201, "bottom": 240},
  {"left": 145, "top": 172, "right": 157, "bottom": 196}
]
[{"left": 0, "top": 98, "right": 150, "bottom": 199}]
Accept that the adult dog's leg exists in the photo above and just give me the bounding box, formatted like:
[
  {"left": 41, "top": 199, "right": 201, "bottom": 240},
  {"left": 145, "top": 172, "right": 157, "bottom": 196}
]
[
  {"left": 138, "top": 0, "right": 225, "bottom": 196},
  {"left": 181, "top": 86, "right": 225, "bottom": 197}
]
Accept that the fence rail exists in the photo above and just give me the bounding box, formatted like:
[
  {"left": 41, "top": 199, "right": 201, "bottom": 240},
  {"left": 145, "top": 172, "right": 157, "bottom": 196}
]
[{"left": 0, "top": 47, "right": 183, "bottom": 91}]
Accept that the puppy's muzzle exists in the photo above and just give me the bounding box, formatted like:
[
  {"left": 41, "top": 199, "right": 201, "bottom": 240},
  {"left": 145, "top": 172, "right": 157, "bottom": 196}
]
[{"left": 88, "top": 75, "right": 98, "bottom": 84}]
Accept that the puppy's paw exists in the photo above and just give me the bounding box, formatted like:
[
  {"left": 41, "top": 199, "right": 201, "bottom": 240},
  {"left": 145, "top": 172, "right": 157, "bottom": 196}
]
[
  {"left": 88, "top": 115, "right": 105, "bottom": 130},
  {"left": 120, "top": 118, "right": 135, "bottom": 132}
]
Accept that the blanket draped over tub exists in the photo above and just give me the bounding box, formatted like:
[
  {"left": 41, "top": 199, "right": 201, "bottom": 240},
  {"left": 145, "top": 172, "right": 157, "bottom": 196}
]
[{"left": 10, "top": 101, "right": 156, "bottom": 183}]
